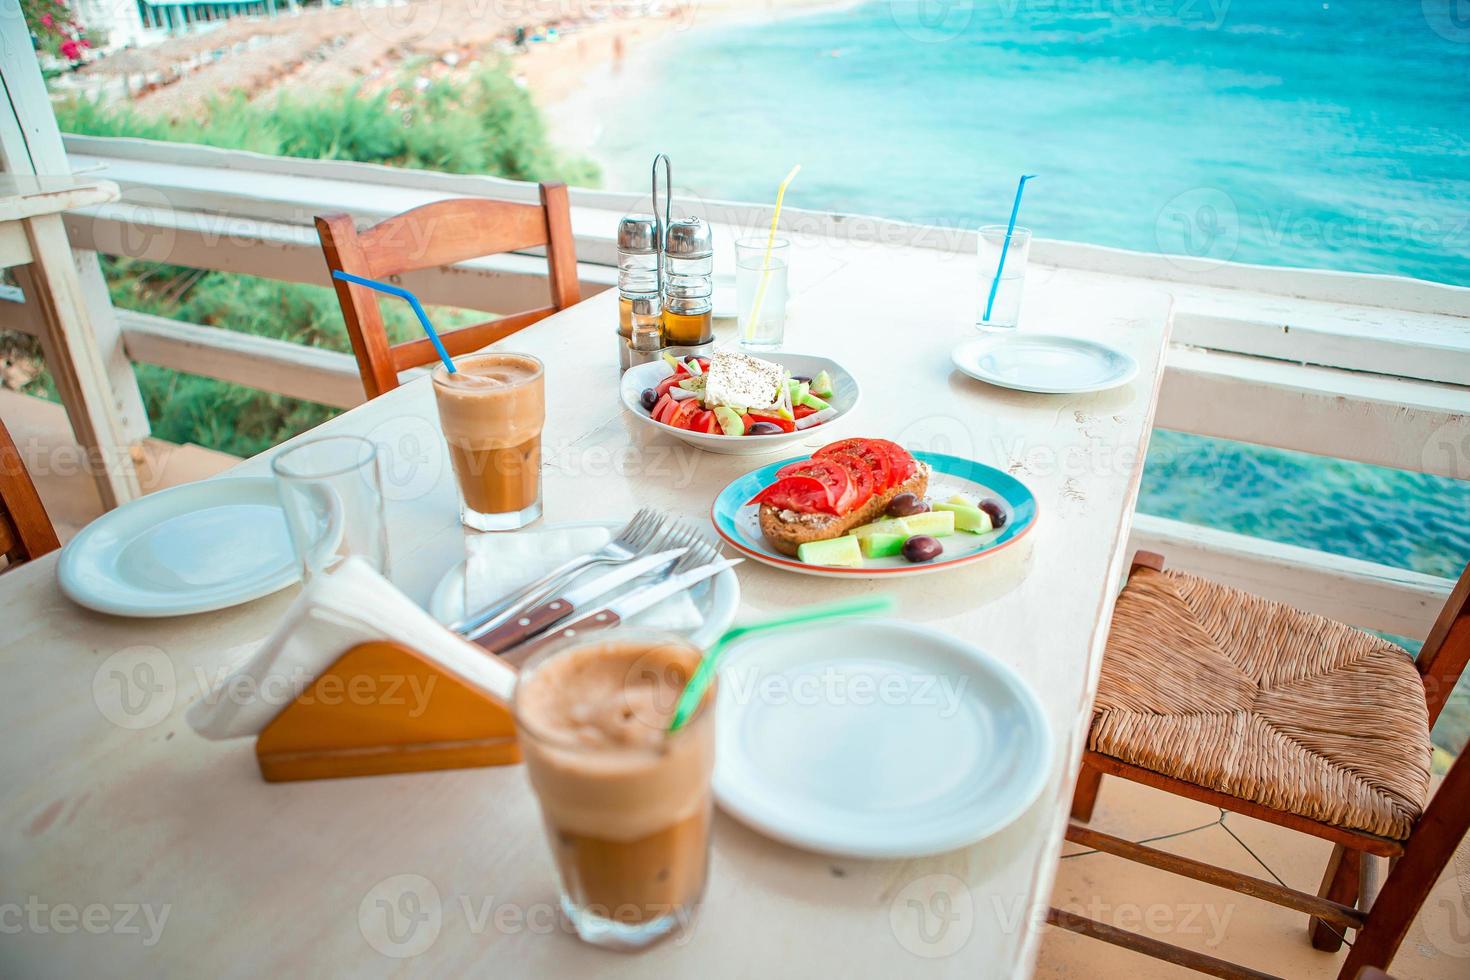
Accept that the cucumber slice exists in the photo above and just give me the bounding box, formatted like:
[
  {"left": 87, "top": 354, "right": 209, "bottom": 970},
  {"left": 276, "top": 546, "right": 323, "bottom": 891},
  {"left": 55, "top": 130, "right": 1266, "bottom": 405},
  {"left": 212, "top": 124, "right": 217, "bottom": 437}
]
[
  {"left": 895, "top": 511, "right": 955, "bottom": 537},
  {"left": 859, "top": 533, "right": 907, "bottom": 559},
  {"left": 799, "top": 391, "right": 830, "bottom": 410},
  {"left": 946, "top": 494, "right": 971, "bottom": 506},
  {"left": 677, "top": 376, "right": 707, "bottom": 392},
  {"left": 932, "top": 501, "right": 993, "bottom": 533},
  {"left": 851, "top": 517, "right": 912, "bottom": 538},
  {"left": 797, "top": 535, "right": 864, "bottom": 567},
  {"left": 712, "top": 406, "right": 745, "bottom": 436},
  {"left": 810, "top": 370, "right": 834, "bottom": 398}
]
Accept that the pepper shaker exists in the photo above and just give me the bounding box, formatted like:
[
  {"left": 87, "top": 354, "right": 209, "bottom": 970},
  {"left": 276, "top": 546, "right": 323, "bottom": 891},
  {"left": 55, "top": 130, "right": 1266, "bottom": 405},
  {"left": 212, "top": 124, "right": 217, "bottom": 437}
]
[{"left": 661, "top": 216, "right": 714, "bottom": 349}]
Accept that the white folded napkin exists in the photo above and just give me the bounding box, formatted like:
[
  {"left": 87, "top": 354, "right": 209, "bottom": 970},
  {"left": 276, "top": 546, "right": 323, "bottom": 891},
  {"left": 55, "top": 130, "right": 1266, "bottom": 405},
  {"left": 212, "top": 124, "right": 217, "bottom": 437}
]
[
  {"left": 188, "top": 558, "right": 517, "bottom": 741},
  {"left": 464, "top": 525, "right": 704, "bottom": 631}
]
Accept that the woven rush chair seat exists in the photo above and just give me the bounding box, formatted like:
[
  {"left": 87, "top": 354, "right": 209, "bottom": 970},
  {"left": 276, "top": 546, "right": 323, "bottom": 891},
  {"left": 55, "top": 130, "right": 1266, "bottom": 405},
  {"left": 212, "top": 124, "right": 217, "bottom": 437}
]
[{"left": 1090, "top": 567, "right": 1432, "bottom": 840}]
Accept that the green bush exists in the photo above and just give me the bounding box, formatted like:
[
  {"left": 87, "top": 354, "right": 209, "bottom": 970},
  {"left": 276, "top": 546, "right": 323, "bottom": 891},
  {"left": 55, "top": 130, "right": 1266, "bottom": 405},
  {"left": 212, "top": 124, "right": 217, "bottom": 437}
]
[{"left": 46, "top": 64, "right": 597, "bottom": 457}]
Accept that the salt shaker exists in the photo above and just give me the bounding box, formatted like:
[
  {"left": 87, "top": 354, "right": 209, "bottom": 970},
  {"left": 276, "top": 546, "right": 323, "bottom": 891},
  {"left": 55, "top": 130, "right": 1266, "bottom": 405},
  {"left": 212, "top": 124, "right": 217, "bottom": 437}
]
[
  {"left": 661, "top": 216, "right": 714, "bottom": 349},
  {"left": 616, "top": 215, "right": 661, "bottom": 371}
]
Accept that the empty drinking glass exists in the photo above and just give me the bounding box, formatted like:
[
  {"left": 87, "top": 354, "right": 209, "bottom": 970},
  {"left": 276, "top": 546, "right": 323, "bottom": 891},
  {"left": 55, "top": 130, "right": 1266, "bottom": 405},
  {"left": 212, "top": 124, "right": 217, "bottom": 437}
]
[
  {"left": 272, "top": 435, "right": 389, "bottom": 582},
  {"left": 977, "top": 225, "right": 1031, "bottom": 330},
  {"left": 736, "top": 237, "right": 790, "bottom": 349}
]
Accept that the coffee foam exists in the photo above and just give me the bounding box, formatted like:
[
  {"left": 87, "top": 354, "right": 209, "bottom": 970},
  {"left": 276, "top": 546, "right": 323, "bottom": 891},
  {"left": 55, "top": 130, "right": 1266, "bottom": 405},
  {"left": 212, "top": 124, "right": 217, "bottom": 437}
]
[{"left": 516, "top": 640, "right": 714, "bottom": 841}]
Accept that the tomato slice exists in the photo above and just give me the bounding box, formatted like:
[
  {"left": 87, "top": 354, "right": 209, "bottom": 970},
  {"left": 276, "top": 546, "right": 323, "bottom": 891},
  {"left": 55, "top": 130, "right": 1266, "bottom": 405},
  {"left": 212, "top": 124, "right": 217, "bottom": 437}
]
[
  {"left": 652, "top": 393, "right": 676, "bottom": 424},
  {"left": 864, "top": 439, "right": 917, "bottom": 486},
  {"left": 824, "top": 450, "right": 877, "bottom": 505},
  {"left": 668, "top": 400, "right": 701, "bottom": 430},
  {"left": 772, "top": 458, "right": 857, "bottom": 514},
  {"left": 814, "top": 439, "right": 893, "bottom": 490},
  {"left": 695, "top": 409, "right": 720, "bottom": 435},
  {"left": 746, "top": 410, "right": 796, "bottom": 434},
  {"left": 814, "top": 438, "right": 873, "bottom": 459},
  {"left": 748, "top": 476, "right": 838, "bottom": 515},
  {"left": 823, "top": 437, "right": 911, "bottom": 487}
]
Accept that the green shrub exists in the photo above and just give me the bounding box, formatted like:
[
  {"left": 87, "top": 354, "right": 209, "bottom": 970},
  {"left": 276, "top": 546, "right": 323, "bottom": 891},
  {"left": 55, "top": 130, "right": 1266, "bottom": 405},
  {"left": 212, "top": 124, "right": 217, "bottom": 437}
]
[{"left": 46, "top": 64, "right": 597, "bottom": 458}]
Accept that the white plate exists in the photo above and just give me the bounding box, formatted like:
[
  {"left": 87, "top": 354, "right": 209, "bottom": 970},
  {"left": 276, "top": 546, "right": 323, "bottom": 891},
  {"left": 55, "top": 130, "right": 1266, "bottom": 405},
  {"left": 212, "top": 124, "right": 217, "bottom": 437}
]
[
  {"left": 620, "top": 351, "right": 860, "bottom": 456},
  {"left": 952, "top": 333, "right": 1139, "bottom": 394},
  {"left": 427, "top": 520, "right": 741, "bottom": 649},
  {"left": 713, "top": 619, "right": 1053, "bottom": 858},
  {"left": 57, "top": 478, "right": 336, "bottom": 617}
]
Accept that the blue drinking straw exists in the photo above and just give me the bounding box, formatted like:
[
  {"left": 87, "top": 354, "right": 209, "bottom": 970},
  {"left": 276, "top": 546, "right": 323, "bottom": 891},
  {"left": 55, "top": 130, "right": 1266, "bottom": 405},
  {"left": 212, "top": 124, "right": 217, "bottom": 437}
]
[
  {"left": 982, "top": 174, "right": 1038, "bottom": 324},
  {"left": 331, "top": 270, "right": 456, "bottom": 374}
]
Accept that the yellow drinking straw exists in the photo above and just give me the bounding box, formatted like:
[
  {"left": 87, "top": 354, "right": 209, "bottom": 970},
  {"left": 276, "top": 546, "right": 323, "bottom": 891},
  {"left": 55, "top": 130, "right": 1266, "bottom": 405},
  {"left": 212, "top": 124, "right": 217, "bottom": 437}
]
[{"left": 744, "top": 164, "right": 802, "bottom": 342}]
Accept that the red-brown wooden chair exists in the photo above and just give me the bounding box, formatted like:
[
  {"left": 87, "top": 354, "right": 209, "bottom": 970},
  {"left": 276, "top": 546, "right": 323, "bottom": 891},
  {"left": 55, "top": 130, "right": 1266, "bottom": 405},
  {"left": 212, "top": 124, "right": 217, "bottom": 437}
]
[
  {"left": 315, "top": 184, "right": 580, "bottom": 400},
  {"left": 0, "top": 414, "right": 60, "bottom": 570},
  {"left": 1053, "top": 550, "right": 1470, "bottom": 979}
]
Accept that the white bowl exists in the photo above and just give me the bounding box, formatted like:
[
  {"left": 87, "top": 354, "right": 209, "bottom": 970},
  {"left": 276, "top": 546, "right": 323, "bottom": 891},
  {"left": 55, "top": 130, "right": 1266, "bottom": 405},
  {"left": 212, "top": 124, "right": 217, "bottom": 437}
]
[{"left": 620, "top": 352, "right": 860, "bottom": 456}]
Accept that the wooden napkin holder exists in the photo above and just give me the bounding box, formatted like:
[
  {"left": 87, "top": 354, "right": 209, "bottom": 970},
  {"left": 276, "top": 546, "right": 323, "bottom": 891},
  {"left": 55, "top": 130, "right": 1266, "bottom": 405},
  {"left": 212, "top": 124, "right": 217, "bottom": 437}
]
[{"left": 255, "top": 640, "right": 519, "bottom": 782}]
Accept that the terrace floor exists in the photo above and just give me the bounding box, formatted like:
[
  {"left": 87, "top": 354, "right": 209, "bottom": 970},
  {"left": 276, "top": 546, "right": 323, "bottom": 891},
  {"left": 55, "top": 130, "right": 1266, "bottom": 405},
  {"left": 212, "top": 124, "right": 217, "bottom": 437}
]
[
  {"left": 0, "top": 389, "right": 237, "bottom": 540},
  {"left": 3, "top": 389, "right": 1466, "bottom": 978},
  {"left": 1039, "top": 774, "right": 1470, "bottom": 978}
]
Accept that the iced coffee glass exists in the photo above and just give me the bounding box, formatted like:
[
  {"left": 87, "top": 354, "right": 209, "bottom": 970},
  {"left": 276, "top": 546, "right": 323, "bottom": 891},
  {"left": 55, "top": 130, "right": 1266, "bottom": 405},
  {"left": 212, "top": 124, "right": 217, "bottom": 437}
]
[
  {"left": 514, "top": 631, "right": 715, "bottom": 950},
  {"left": 430, "top": 352, "right": 544, "bottom": 531}
]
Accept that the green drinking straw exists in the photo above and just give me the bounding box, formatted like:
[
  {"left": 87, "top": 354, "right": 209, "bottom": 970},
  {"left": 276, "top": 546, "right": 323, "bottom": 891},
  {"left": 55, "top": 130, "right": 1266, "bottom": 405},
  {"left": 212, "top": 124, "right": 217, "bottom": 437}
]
[
  {"left": 667, "top": 594, "right": 896, "bottom": 731},
  {"left": 332, "top": 269, "right": 456, "bottom": 374},
  {"left": 982, "top": 174, "right": 1037, "bottom": 324}
]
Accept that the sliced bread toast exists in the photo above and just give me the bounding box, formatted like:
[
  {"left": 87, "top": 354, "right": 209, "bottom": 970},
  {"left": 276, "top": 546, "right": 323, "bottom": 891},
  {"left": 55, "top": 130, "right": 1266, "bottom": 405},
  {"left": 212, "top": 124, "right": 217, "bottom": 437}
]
[{"left": 759, "top": 463, "right": 930, "bottom": 556}]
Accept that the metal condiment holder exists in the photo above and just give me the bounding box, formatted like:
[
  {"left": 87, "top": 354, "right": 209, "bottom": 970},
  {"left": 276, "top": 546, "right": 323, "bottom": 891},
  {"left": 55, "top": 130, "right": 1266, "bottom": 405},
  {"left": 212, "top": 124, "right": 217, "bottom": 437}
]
[{"left": 616, "top": 154, "right": 718, "bottom": 373}]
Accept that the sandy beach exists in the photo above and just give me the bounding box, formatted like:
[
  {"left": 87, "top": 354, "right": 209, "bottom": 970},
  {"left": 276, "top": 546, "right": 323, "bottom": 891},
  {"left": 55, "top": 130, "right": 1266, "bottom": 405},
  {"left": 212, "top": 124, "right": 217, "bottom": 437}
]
[{"left": 520, "top": 0, "right": 857, "bottom": 172}]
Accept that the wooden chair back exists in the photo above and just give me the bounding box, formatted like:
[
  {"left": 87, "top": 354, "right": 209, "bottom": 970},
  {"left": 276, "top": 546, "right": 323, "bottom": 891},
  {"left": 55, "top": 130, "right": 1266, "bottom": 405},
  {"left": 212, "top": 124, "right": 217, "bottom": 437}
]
[
  {"left": 0, "top": 414, "right": 60, "bottom": 568},
  {"left": 315, "top": 183, "right": 580, "bottom": 400},
  {"left": 1417, "top": 560, "right": 1470, "bottom": 726}
]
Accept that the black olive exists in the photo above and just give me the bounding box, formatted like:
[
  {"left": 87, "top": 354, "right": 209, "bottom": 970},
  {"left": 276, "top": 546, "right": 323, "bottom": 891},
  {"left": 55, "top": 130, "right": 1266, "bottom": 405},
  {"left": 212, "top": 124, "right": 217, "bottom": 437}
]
[
  {"left": 902, "top": 535, "right": 943, "bottom": 563},
  {"left": 640, "top": 388, "right": 657, "bottom": 411},
  {"left": 886, "top": 492, "right": 929, "bottom": 517},
  {"left": 978, "top": 498, "right": 1008, "bottom": 529},
  {"left": 747, "top": 421, "right": 783, "bottom": 436}
]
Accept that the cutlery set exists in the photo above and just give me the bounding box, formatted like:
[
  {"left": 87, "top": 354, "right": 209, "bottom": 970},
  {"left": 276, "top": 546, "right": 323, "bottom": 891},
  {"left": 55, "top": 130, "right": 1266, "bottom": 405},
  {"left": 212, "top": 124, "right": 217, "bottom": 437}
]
[{"left": 453, "top": 508, "right": 736, "bottom": 663}]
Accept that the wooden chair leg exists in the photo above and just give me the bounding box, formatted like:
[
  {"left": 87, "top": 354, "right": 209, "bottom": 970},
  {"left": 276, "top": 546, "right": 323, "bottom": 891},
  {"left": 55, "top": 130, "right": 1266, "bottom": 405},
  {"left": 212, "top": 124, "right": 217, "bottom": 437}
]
[
  {"left": 1071, "top": 759, "right": 1103, "bottom": 822},
  {"left": 1309, "top": 844, "right": 1361, "bottom": 951}
]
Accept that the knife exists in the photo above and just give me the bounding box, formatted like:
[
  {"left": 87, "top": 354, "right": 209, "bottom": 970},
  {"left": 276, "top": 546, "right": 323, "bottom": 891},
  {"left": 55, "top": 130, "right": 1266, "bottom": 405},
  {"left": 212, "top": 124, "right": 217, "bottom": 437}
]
[
  {"left": 468, "top": 547, "right": 689, "bottom": 652},
  {"left": 499, "top": 558, "right": 742, "bottom": 667}
]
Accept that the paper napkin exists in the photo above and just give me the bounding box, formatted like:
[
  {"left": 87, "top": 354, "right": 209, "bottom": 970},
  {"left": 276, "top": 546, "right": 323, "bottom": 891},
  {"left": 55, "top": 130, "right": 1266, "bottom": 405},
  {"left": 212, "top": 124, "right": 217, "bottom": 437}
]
[{"left": 188, "top": 557, "right": 517, "bottom": 740}]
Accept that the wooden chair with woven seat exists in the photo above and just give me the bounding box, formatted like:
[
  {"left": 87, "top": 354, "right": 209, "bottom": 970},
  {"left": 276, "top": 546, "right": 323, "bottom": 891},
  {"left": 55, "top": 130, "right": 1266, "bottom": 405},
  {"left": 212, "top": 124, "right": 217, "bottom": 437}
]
[
  {"left": 0, "top": 414, "right": 60, "bottom": 570},
  {"left": 316, "top": 184, "right": 580, "bottom": 400},
  {"left": 1054, "top": 550, "right": 1470, "bottom": 979}
]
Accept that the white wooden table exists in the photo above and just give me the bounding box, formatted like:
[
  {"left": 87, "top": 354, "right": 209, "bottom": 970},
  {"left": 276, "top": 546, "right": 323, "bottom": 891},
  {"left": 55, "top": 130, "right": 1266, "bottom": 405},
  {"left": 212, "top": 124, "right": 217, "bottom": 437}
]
[
  {"left": 0, "top": 236, "right": 1170, "bottom": 977},
  {"left": 0, "top": 173, "right": 140, "bottom": 507}
]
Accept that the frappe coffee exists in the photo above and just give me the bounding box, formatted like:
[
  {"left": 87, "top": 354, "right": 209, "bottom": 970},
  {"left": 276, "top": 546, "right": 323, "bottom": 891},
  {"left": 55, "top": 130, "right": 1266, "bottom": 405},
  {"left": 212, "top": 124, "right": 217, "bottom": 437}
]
[
  {"left": 431, "top": 353, "right": 544, "bottom": 530},
  {"left": 515, "top": 635, "right": 714, "bottom": 949}
]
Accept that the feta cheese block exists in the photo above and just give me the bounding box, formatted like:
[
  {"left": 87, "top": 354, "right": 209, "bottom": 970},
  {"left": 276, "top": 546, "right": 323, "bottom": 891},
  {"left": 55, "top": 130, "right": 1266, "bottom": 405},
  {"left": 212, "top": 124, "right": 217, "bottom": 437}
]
[{"left": 703, "top": 351, "right": 784, "bottom": 410}]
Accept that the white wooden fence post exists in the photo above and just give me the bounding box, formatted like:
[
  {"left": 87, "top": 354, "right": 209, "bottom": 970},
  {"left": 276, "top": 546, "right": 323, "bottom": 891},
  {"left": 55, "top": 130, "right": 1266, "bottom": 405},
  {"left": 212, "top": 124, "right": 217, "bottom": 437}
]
[{"left": 0, "top": 2, "right": 148, "bottom": 506}]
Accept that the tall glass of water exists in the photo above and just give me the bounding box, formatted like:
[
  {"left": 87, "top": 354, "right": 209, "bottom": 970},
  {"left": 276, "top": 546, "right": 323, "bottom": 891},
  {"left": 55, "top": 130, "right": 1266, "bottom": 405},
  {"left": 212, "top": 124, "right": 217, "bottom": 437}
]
[
  {"left": 736, "top": 237, "right": 790, "bottom": 349},
  {"left": 977, "top": 225, "right": 1031, "bottom": 330},
  {"left": 272, "top": 434, "right": 389, "bottom": 582}
]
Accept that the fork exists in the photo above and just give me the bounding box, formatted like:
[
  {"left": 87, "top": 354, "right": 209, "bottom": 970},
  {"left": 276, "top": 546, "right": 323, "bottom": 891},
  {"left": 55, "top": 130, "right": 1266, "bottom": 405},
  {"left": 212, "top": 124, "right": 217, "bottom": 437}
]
[
  {"left": 450, "top": 508, "right": 670, "bottom": 638},
  {"left": 470, "top": 521, "right": 725, "bottom": 652}
]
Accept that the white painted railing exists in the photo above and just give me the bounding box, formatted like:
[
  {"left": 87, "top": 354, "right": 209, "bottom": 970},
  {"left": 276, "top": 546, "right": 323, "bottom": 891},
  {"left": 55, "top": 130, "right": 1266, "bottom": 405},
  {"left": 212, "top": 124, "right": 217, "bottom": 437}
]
[{"left": 4, "top": 134, "right": 1466, "bottom": 636}]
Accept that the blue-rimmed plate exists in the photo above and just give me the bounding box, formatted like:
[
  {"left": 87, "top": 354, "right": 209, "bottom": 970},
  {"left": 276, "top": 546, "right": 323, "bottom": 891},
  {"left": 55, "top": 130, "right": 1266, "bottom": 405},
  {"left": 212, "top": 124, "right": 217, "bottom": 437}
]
[{"left": 710, "top": 451, "right": 1039, "bottom": 578}]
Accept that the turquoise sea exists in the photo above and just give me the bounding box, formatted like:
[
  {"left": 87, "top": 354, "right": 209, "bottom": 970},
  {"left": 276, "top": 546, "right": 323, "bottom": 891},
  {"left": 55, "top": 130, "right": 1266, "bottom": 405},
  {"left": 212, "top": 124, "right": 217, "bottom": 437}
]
[{"left": 578, "top": 0, "right": 1470, "bottom": 581}]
